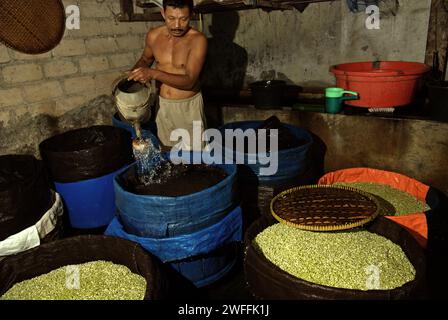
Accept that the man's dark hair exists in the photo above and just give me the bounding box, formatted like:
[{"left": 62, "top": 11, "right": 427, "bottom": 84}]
[{"left": 163, "top": 0, "right": 194, "bottom": 13}]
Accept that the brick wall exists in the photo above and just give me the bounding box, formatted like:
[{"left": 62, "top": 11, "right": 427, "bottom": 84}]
[{"left": 0, "top": 0, "right": 156, "bottom": 155}]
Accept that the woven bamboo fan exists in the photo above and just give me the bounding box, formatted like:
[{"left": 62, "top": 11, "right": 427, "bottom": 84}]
[
  {"left": 0, "top": 0, "right": 65, "bottom": 54},
  {"left": 270, "top": 185, "right": 380, "bottom": 231}
]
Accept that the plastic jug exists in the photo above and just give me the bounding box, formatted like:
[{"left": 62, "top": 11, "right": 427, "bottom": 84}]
[{"left": 325, "top": 88, "right": 358, "bottom": 114}]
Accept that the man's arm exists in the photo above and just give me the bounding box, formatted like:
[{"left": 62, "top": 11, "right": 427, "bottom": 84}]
[
  {"left": 132, "top": 32, "right": 155, "bottom": 70},
  {"left": 129, "top": 34, "right": 207, "bottom": 91}
]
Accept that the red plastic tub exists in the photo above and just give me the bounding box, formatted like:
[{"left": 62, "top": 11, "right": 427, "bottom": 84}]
[{"left": 330, "top": 61, "right": 431, "bottom": 108}]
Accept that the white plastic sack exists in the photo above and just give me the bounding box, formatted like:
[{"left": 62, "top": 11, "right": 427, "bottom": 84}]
[{"left": 0, "top": 192, "right": 63, "bottom": 257}]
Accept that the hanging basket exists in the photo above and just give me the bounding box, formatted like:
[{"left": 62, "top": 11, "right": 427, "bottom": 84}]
[{"left": 0, "top": 0, "right": 66, "bottom": 54}]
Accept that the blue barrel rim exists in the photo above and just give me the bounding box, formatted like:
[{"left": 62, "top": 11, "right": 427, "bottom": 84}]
[
  {"left": 114, "top": 159, "right": 237, "bottom": 201},
  {"left": 219, "top": 120, "right": 314, "bottom": 157}
]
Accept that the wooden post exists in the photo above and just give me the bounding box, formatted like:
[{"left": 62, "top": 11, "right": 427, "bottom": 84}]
[{"left": 425, "top": 0, "right": 448, "bottom": 80}]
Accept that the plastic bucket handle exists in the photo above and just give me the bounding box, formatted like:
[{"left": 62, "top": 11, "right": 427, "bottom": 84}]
[{"left": 325, "top": 87, "right": 358, "bottom": 98}]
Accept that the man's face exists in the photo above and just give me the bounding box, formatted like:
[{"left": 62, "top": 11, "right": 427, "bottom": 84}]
[{"left": 162, "top": 6, "right": 191, "bottom": 37}]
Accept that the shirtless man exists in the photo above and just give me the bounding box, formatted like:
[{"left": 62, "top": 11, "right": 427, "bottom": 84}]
[{"left": 128, "top": 0, "right": 207, "bottom": 150}]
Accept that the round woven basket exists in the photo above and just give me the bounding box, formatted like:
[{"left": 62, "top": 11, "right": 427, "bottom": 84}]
[
  {"left": 270, "top": 184, "right": 381, "bottom": 231},
  {"left": 0, "top": 0, "right": 65, "bottom": 54}
]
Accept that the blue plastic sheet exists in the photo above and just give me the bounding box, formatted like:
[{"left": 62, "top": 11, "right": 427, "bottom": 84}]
[
  {"left": 115, "top": 154, "right": 238, "bottom": 238},
  {"left": 220, "top": 121, "right": 313, "bottom": 179},
  {"left": 105, "top": 206, "right": 242, "bottom": 263}
]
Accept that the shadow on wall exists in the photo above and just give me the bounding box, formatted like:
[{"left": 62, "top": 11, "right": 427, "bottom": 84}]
[
  {"left": 201, "top": 11, "right": 248, "bottom": 96},
  {"left": 0, "top": 95, "right": 116, "bottom": 157}
]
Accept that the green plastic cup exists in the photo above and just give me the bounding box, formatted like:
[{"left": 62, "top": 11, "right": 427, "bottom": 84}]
[{"left": 325, "top": 88, "right": 358, "bottom": 114}]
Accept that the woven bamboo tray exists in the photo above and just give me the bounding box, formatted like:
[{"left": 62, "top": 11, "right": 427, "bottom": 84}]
[
  {"left": 0, "top": 0, "right": 65, "bottom": 54},
  {"left": 270, "top": 184, "right": 380, "bottom": 231}
]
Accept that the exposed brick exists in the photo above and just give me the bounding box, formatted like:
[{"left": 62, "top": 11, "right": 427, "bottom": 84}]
[
  {"left": 63, "top": 75, "right": 96, "bottom": 94},
  {"left": 116, "top": 35, "right": 144, "bottom": 51},
  {"left": 85, "top": 38, "right": 118, "bottom": 54},
  {"left": 79, "top": 56, "right": 109, "bottom": 73},
  {"left": 54, "top": 92, "right": 98, "bottom": 115},
  {"left": 28, "top": 100, "right": 58, "bottom": 117},
  {"left": 78, "top": 1, "right": 114, "bottom": 18},
  {"left": 94, "top": 71, "right": 123, "bottom": 95},
  {"left": 0, "top": 88, "right": 24, "bottom": 107},
  {"left": 44, "top": 60, "right": 78, "bottom": 78},
  {"left": 99, "top": 20, "right": 132, "bottom": 36},
  {"left": 130, "top": 22, "right": 149, "bottom": 35},
  {"left": 52, "top": 39, "right": 87, "bottom": 57},
  {"left": 109, "top": 53, "right": 135, "bottom": 69},
  {"left": 0, "top": 46, "right": 11, "bottom": 63},
  {"left": 2, "top": 64, "right": 43, "bottom": 83},
  {"left": 9, "top": 50, "right": 52, "bottom": 61},
  {"left": 23, "top": 81, "right": 63, "bottom": 102},
  {"left": 65, "top": 19, "right": 102, "bottom": 38}
]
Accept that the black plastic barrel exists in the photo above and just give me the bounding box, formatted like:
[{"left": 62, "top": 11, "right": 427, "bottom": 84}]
[
  {"left": 244, "top": 217, "right": 427, "bottom": 300},
  {"left": 39, "top": 125, "right": 133, "bottom": 229},
  {"left": 0, "top": 155, "right": 52, "bottom": 241},
  {"left": 0, "top": 235, "right": 171, "bottom": 300}
]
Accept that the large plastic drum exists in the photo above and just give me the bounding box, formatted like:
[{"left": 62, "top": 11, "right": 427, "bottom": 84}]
[
  {"left": 318, "top": 167, "right": 447, "bottom": 249},
  {"left": 39, "top": 126, "right": 133, "bottom": 229},
  {"left": 107, "top": 151, "right": 242, "bottom": 287},
  {"left": 0, "top": 235, "right": 170, "bottom": 300},
  {"left": 0, "top": 191, "right": 64, "bottom": 259},
  {"left": 106, "top": 206, "right": 243, "bottom": 288},
  {"left": 244, "top": 217, "right": 427, "bottom": 300},
  {"left": 219, "top": 121, "right": 314, "bottom": 219},
  {"left": 0, "top": 155, "right": 52, "bottom": 241},
  {"left": 115, "top": 152, "right": 238, "bottom": 238}
]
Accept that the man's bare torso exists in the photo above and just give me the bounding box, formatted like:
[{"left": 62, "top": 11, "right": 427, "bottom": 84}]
[{"left": 149, "top": 26, "right": 202, "bottom": 99}]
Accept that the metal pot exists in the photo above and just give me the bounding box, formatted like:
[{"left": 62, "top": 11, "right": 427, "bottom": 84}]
[
  {"left": 427, "top": 81, "right": 448, "bottom": 122},
  {"left": 250, "top": 80, "right": 287, "bottom": 109}
]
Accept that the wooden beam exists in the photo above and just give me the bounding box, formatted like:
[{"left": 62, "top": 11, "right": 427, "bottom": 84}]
[
  {"left": 425, "top": 0, "right": 448, "bottom": 80},
  {"left": 119, "top": 0, "right": 134, "bottom": 21}
]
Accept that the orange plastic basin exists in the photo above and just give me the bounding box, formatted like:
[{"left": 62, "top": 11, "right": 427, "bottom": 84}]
[{"left": 330, "top": 61, "right": 431, "bottom": 108}]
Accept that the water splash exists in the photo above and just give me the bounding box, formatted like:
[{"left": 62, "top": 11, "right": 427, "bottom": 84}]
[
  {"left": 132, "top": 138, "right": 173, "bottom": 185},
  {"left": 132, "top": 138, "right": 161, "bottom": 184}
]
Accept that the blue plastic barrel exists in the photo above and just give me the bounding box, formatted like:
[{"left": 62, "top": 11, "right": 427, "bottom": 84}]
[
  {"left": 39, "top": 126, "right": 133, "bottom": 229},
  {"left": 112, "top": 112, "right": 160, "bottom": 148},
  {"left": 54, "top": 167, "right": 125, "bottom": 229},
  {"left": 220, "top": 121, "right": 313, "bottom": 179},
  {"left": 115, "top": 152, "right": 238, "bottom": 238},
  {"left": 219, "top": 121, "right": 314, "bottom": 217},
  {"left": 105, "top": 206, "right": 242, "bottom": 288}
]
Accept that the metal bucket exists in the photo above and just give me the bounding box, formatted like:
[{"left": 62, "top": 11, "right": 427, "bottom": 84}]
[{"left": 112, "top": 78, "right": 152, "bottom": 123}]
